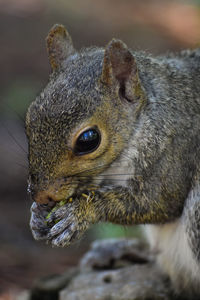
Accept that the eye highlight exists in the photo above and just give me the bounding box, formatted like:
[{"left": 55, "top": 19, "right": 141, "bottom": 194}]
[{"left": 74, "top": 127, "right": 101, "bottom": 155}]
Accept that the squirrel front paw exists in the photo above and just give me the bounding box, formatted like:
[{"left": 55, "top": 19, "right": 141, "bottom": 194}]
[
  {"left": 46, "top": 202, "right": 90, "bottom": 247},
  {"left": 81, "top": 238, "right": 149, "bottom": 269},
  {"left": 30, "top": 195, "right": 95, "bottom": 247},
  {"left": 30, "top": 202, "right": 49, "bottom": 240}
]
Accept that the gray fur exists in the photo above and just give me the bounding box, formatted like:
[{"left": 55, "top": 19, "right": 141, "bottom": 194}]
[{"left": 26, "top": 26, "right": 200, "bottom": 297}]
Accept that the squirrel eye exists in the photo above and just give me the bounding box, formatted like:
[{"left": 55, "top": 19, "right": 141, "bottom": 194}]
[{"left": 74, "top": 127, "right": 101, "bottom": 155}]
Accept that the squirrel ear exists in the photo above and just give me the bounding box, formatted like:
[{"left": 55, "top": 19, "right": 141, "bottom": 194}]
[
  {"left": 46, "top": 24, "right": 75, "bottom": 71},
  {"left": 101, "top": 39, "right": 141, "bottom": 102}
]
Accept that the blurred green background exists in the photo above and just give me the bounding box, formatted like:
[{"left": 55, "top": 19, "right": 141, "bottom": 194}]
[{"left": 0, "top": 0, "right": 200, "bottom": 297}]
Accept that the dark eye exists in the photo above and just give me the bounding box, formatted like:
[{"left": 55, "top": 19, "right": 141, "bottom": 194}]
[{"left": 74, "top": 127, "right": 101, "bottom": 155}]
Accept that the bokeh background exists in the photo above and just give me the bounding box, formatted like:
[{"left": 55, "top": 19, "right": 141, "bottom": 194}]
[{"left": 1, "top": 0, "right": 200, "bottom": 298}]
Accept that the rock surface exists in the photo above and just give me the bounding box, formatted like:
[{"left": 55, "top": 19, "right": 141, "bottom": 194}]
[
  {"left": 61, "top": 264, "right": 171, "bottom": 300},
  {"left": 18, "top": 238, "right": 175, "bottom": 300},
  {"left": 60, "top": 238, "right": 173, "bottom": 300}
]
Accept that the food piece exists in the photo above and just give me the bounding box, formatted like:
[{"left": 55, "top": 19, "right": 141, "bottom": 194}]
[{"left": 45, "top": 198, "right": 72, "bottom": 223}]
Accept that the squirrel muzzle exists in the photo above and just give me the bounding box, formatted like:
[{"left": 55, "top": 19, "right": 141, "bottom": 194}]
[{"left": 34, "top": 178, "right": 75, "bottom": 204}]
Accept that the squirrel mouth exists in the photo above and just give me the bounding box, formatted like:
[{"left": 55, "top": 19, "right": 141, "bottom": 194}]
[{"left": 38, "top": 195, "right": 74, "bottom": 223}]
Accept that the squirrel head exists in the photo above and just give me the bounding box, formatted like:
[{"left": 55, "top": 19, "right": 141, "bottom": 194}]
[{"left": 26, "top": 24, "right": 146, "bottom": 204}]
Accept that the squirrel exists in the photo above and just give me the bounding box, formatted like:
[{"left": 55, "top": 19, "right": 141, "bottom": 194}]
[{"left": 26, "top": 24, "right": 200, "bottom": 297}]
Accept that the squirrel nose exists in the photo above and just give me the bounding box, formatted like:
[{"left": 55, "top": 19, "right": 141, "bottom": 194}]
[
  {"left": 35, "top": 190, "right": 60, "bottom": 204},
  {"left": 33, "top": 178, "right": 73, "bottom": 204}
]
